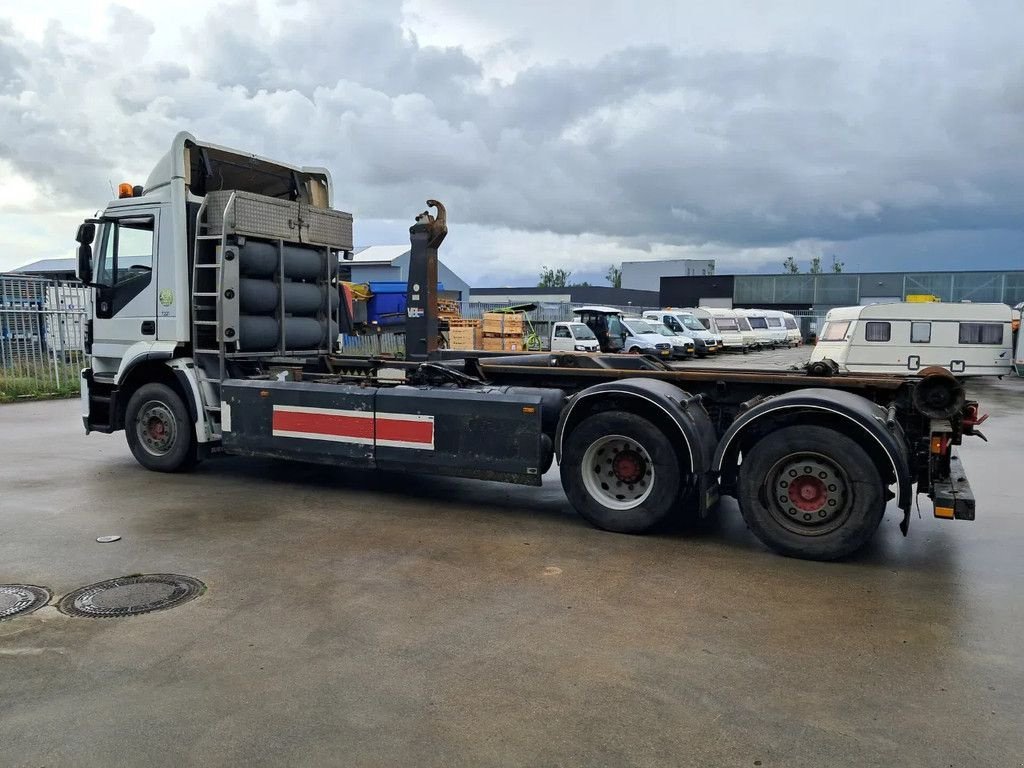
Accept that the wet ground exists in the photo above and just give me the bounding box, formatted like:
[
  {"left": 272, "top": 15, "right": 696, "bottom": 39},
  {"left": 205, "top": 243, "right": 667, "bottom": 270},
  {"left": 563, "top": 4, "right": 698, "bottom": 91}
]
[{"left": 1, "top": 365, "right": 1022, "bottom": 767}]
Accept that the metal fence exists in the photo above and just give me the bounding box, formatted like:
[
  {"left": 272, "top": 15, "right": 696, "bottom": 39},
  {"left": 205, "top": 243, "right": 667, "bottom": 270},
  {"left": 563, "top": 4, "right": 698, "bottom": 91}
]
[{"left": 0, "top": 274, "right": 88, "bottom": 400}]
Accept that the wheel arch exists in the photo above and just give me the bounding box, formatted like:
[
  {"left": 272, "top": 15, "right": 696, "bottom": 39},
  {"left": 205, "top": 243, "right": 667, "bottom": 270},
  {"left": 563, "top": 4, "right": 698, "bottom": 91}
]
[
  {"left": 555, "top": 378, "right": 716, "bottom": 475},
  {"left": 713, "top": 389, "right": 912, "bottom": 512},
  {"left": 115, "top": 358, "right": 195, "bottom": 432}
]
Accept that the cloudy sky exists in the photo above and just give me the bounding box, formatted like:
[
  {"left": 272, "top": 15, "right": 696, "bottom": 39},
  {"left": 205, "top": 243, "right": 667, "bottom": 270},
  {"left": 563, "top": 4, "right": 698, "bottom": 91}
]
[{"left": 1, "top": 0, "right": 1022, "bottom": 285}]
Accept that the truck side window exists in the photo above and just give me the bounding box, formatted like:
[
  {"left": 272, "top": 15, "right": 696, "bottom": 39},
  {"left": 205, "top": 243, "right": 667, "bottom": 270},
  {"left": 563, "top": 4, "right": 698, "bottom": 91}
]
[
  {"left": 959, "top": 323, "right": 1003, "bottom": 344},
  {"left": 910, "top": 321, "right": 931, "bottom": 343},
  {"left": 864, "top": 321, "right": 890, "bottom": 342},
  {"left": 665, "top": 317, "right": 683, "bottom": 332},
  {"left": 95, "top": 216, "right": 155, "bottom": 316},
  {"left": 554, "top": 326, "right": 571, "bottom": 338}
]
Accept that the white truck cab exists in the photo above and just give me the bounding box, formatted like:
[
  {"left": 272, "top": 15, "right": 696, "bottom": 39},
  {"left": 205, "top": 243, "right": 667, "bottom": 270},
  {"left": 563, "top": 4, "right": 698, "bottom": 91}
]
[
  {"left": 624, "top": 317, "right": 694, "bottom": 359},
  {"left": 550, "top": 321, "right": 600, "bottom": 352},
  {"left": 643, "top": 310, "right": 721, "bottom": 356}
]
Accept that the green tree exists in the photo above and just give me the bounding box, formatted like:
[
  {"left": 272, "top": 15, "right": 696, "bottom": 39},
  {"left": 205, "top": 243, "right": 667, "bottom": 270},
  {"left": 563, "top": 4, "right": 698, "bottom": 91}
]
[
  {"left": 809, "top": 256, "right": 822, "bottom": 274},
  {"left": 538, "top": 266, "right": 571, "bottom": 288},
  {"left": 606, "top": 265, "right": 622, "bottom": 288},
  {"left": 831, "top": 255, "right": 844, "bottom": 273},
  {"left": 782, "top": 256, "right": 800, "bottom": 274}
]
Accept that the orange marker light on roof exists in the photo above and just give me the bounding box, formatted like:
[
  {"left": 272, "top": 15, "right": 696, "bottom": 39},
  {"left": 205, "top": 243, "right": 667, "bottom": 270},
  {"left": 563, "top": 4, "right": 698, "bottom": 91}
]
[{"left": 118, "top": 182, "right": 134, "bottom": 198}]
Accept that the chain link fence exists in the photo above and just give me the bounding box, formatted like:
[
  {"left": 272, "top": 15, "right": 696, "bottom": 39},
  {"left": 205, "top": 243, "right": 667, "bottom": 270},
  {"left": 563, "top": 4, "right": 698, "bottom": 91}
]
[{"left": 0, "top": 275, "right": 88, "bottom": 402}]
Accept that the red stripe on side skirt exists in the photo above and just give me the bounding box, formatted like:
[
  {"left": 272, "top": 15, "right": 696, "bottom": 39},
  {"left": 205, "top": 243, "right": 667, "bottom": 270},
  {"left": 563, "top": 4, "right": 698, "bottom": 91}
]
[
  {"left": 376, "top": 417, "right": 433, "bottom": 445},
  {"left": 272, "top": 410, "right": 374, "bottom": 440}
]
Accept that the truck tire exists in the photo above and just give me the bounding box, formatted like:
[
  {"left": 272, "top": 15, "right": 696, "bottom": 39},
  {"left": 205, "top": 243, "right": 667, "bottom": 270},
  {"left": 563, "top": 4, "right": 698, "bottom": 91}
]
[
  {"left": 560, "top": 412, "right": 683, "bottom": 534},
  {"left": 124, "top": 383, "right": 198, "bottom": 472},
  {"left": 737, "top": 425, "right": 885, "bottom": 560}
]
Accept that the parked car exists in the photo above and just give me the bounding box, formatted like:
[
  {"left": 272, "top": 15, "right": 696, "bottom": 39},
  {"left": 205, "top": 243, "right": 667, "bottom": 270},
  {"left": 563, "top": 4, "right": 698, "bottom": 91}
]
[
  {"left": 550, "top": 321, "right": 600, "bottom": 352},
  {"left": 627, "top": 317, "right": 694, "bottom": 359},
  {"left": 642, "top": 310, "right": 721, "bottom": 356}
]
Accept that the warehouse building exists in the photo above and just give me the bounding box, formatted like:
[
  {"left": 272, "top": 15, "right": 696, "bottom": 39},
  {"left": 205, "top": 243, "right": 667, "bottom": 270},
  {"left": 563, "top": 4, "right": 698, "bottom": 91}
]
[
  {"left": 621, "top": 258, "right": 715, "bottom": 291},
  {"left": 660, "top": 270, "right": 1024, "bottom": 312}
]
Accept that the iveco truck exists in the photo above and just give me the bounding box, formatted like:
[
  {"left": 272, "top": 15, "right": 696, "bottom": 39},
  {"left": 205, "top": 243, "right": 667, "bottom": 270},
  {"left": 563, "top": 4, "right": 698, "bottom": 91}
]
[{"left": 75, "top": 132, "right": 985, "bottom": 561}]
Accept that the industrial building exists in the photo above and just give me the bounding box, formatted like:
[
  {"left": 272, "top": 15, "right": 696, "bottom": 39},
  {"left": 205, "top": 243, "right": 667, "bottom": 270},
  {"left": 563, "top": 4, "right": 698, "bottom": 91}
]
[
  {"left": 660, "top": 270, "right": 1024, "bottom": 312},
  {"left": 469, "top": 285, "right": 659, "bottom": 307},
  {"left": 621, "top": 258, "right": 715, "bottom": 291},
  {"left": 341, "top": 245, "right": 471, "bottom": 301}
]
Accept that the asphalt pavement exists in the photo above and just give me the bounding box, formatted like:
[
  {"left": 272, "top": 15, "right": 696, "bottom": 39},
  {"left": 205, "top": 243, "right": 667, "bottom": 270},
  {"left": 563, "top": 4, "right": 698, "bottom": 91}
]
[{"left": 1, "top": 364, "right": 1022, "bottom": 767}]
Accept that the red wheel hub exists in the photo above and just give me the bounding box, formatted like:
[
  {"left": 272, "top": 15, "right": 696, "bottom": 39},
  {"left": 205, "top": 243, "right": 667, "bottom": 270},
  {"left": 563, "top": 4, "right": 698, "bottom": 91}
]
[
  {"left": 612, "top": 451, "right": 644, "bottom": 483},
  {"left": 788, "top": 475, "right": 827, "bottom": 512}
]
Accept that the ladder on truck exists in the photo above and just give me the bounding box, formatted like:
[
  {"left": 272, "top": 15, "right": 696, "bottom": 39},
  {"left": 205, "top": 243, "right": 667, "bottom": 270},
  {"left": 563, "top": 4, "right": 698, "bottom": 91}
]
[{"left": 190, "top": 191, "right": 349, "bottom": 433}]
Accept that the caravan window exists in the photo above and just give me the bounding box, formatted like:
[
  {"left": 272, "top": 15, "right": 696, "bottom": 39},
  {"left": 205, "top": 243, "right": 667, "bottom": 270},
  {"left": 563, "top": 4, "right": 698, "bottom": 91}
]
[
  {"left": 748, "top": 316, "right": 768, "bottom": 329},
  {"left": 959, "top": 323, "right": 1003, "bottom": 344},
  {"left": 911, "top": 322, "right": 931, "bottom": 343},
  {"left": 784, "top": 317, "right": 798, "bottom": 330},
  {"left": 864, "top": 321, "right": 891, "bottom": 342},
  {"left": 766, "top": 317, "right": 783, "bottom": 327},
  {"left": 820, "top": 321, "right": 850, "bottom": 341}
]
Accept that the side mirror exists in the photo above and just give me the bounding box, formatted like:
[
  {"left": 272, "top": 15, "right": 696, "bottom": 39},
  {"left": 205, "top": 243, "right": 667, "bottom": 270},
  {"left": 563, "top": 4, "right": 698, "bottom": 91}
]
[
  {"left": 76, "top": 221, "right": 96, "bottom": 285},
  {"left": 77, "top": 243, "right": 93, "bottom": 285},
  {"left": 76, "top": 222, "right": 96, "bottom": 244}
]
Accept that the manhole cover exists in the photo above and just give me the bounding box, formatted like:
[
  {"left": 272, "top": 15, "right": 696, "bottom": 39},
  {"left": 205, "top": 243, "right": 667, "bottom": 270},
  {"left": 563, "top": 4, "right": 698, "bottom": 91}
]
[
  {"left": 58, "top": 574, "right": 205, "bottom": 618},
  {"left": 0, "top": 584, "right": 51, "bottom": 621}
]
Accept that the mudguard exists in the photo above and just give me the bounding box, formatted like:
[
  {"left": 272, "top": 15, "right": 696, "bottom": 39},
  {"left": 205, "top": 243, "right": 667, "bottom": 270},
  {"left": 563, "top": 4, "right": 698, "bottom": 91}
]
[
  {"left": 713, "top": 388, "right": 912, "bottom": 514},
  {"left": 555, "top": 378, "right": 716, "bottom": 474}
]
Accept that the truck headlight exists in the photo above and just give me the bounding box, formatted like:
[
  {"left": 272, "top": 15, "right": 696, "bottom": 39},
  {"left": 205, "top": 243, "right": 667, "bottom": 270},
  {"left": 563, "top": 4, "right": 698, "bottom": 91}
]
[{"left": 574, "top": 344, "right": 588, "bottom": 351}]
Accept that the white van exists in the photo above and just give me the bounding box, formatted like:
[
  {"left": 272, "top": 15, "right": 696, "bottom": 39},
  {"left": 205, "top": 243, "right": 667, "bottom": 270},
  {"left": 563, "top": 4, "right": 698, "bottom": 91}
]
[
  {"left": 689, "top": 307, "right": 749, "bottom": 352},
  {"left": 550, "top": 321, "right": 600, "bottom": 353},
  {"left": 810, "top": 303, "right": 1013, "bottom": 377},
  {"left": 642, "top": 310, "right": 722, "bottom": 356}
]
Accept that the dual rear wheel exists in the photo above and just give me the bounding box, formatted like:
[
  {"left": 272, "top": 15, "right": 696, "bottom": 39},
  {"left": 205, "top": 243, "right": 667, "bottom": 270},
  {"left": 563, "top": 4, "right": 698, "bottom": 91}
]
[{"left": 561, "top": 416, "right": 886, "bottom": 560}]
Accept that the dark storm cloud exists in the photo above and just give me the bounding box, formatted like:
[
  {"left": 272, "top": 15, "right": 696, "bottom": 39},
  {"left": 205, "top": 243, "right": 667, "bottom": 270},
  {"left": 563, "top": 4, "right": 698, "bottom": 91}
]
[{"left": 1, "top": 1, "right": 1022, "bottom": 257}]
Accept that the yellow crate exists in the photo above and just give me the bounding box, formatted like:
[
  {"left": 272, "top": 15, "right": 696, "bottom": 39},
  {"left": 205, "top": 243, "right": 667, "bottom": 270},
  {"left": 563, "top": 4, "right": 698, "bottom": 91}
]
[
  {"left": 481, "top": 335, "right": 522, "bottom": 352},
  {"left": 482, "top": 313, "right": 525, "bottom": 335},
  {"left": 448, "top": 326, "right": 479, "bottom": 350}
]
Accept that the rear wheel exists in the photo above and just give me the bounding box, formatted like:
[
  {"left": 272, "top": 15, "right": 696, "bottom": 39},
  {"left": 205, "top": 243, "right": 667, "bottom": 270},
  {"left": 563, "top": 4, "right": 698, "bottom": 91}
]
[
  {"left": 125, "top": 383, "right": 198, "bottom": 472},
  {"left": 560, "top": 412, "right": 683, "bottom": 533},
  {"left": 737, "top": 425, "right": 885, "bottom": 560}
]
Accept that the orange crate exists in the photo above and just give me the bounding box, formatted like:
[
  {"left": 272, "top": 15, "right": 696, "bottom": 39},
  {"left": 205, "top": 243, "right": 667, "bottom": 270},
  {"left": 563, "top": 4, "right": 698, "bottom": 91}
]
[
  {"left": 481, "top": 335, "right": 522, "bottom": 352},
  {"left": 482, "top": 313, "right": 524, "bottom": 335},
  {"left": 448, "top": 326, "right": 479, "bottom": 350}
]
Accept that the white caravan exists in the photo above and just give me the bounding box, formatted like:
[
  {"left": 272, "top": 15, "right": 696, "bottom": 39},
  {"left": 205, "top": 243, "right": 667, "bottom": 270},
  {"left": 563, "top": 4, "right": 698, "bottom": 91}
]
[
  {"left": 733, "top": 313, "right": 758, "bottom": 349},
  {"left": 761, "top": 309, "right": 796, "bottom": 346},
  {"left": 739, "top": 309, "right": 784, "bottom": 347},
  {"left": 689, "top": 307, "right": 749, "bottom": 352},
  {"left": 810, "top": 303, "right": 1013, "bottom": 377},
  {"left": 642, "top": 310, "right": 722, "bottom": 356},
  {"left": 777, "top": 311, "right": 802, "bottom": 345}
]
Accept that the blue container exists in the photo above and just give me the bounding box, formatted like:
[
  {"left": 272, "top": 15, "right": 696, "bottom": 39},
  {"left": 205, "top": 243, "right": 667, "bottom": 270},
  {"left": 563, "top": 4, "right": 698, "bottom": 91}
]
[{"left": 366, "top": 283, "right": 445, "bottom": 325}]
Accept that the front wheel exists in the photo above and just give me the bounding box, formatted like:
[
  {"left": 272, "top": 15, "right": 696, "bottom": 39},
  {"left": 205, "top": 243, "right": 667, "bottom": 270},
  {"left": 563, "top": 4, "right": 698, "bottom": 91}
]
[
  {"left": 737, "top": 425, "right": 885, "bottom": 560},
  {"left": 124, "top": 383, "right": 199, "bottom": 472},
  {"left": 560, "top": 412, "right": 684, "bottom": 533}
]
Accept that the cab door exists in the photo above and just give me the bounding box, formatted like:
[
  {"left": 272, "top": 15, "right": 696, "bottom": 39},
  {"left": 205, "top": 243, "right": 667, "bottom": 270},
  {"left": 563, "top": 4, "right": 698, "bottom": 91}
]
[{"left": 90, "top": 210, "right": 159, "bottom": 369}]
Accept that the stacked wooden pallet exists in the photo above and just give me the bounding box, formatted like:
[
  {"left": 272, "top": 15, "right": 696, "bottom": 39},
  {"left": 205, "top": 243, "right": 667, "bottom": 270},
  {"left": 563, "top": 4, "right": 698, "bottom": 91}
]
[
  {"left": 481, "top": 312, "right": 524, "bottom": 352},
  {"left": 438, "top": 299, "right": 462, "bottom": 321},
  {"left": 447, "top": 318, "right": 482, "bottom": 350}
]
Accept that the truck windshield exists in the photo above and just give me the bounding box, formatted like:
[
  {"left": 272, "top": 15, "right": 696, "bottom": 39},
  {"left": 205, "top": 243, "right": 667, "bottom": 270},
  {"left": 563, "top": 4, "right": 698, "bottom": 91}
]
[{"left": 570, "top": 323, "right": 596, "bottom": 340}]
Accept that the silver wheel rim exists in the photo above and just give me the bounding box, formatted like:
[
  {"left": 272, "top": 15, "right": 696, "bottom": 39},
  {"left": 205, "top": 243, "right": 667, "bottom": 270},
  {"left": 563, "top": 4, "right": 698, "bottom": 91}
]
[
  {"left": 136, "top": 400, "right": 177, "bottom": 457},
  {"left": 765, "top": 452, "right": 852, "bottom": 536},
  {"left": 581, "top": 434, "right": 655, "bottom": 510}
]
